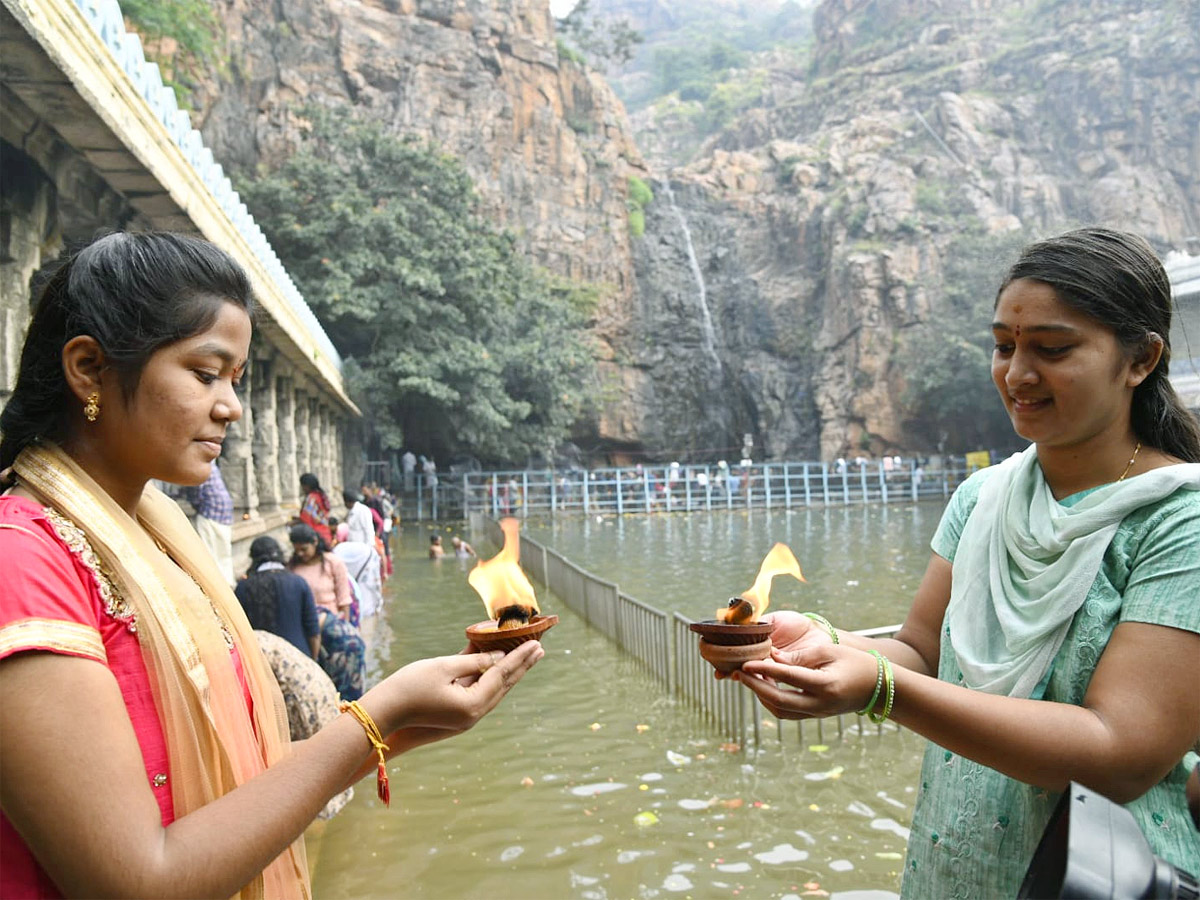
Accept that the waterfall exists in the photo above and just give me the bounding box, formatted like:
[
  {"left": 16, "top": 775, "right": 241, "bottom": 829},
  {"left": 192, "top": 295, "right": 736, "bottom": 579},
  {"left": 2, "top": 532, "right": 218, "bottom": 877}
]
[{"left": 659, "top": 178, "right": 722, "bottom": 370}]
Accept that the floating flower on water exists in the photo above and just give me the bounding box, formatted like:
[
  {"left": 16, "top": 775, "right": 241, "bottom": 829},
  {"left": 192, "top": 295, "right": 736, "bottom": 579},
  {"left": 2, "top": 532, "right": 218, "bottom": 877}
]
[
  {"left": 803, "top": 766, "right": 845, "bottom": 782},
  {"left": 636, "top": 724, "right": 651, "bottom": 733},
  {"left": 633, "top": 811, "right": 659, "bottom": 828},
  {"left": 589, "top": 722, "right": 603, "bottom": 731},
  {"left": 520, "top": 776, "right": 534, "bottom": 787}
]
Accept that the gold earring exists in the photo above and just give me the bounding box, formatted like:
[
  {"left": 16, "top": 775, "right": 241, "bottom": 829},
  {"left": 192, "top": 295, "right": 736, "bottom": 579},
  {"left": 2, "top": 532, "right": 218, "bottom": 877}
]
[{"left": 83, "top": 392, "right": 100, "bottom": 423}]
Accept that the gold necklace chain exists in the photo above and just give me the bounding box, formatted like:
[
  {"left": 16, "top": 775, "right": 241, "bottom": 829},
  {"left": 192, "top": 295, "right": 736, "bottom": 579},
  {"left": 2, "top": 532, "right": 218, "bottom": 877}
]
[{"left": 1117, "top": 441, "right": 1142, "bottom": 482}]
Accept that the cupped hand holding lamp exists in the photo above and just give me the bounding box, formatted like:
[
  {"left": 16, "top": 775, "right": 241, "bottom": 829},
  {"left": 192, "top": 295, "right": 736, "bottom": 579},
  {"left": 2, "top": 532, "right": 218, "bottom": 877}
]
[
  {"left": 0, "top": 233, "right": 543, "bottom": 900},
  {"left": 734, "top": 228, "right": 1200, "bottom": 898}
]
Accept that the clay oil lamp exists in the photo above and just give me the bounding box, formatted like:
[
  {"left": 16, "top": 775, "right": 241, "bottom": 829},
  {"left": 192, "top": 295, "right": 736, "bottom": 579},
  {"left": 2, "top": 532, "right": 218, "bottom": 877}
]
[
  {"left": 466, "top": 517, "right": 557, "bottom": 652},
  {"left": 689, "top": 542, "right": 805, "bottom": 673}
]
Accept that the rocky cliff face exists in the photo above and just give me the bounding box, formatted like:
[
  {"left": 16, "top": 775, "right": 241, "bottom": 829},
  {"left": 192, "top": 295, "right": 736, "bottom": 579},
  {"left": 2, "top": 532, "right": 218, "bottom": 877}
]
[
  {"left": 621, "top": 0, "right": 1200, "bottom": 459},
  {"left": 192, "top": 0, "right": 1200, "bottom": 461},
  {"left": 190, "top": 0, "right": 655, "bottom": 445}
]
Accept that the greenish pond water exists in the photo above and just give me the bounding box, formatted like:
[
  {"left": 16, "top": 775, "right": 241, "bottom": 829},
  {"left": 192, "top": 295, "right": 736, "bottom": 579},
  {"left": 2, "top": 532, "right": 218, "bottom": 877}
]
[{"left": 310, "top": 503, "right": 946, "bottom": 900}]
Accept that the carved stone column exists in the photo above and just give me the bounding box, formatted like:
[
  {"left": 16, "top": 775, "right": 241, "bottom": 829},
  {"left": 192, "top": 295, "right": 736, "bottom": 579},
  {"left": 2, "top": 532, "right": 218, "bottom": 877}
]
[
  {"left": 221, "top": 368, "right": 258, "bottom": 518},
  {"left": 320, "top": 405, "right": 337, "bottom": 494},
  {"left": 331, "top": 411, "right": 347, "bottom": 495},
  {"left": 294, "top": 389, "right": 311, "bottom": 484},
  {"left": 0, "top": 148, "right": 61, "bottom": 402},
  {"left": 306, "top": 398, "right": 324, "bottom": 492},
  {"left": 276, "top": 377, "right": 299, "bottom": 508},
  {"left": 251, "top": 357, "right": 280, "bottom": 514}
]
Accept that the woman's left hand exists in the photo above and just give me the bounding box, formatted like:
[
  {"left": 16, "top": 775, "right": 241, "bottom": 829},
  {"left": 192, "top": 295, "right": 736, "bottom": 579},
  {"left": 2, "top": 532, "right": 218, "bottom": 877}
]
[
  {"left": 735, "top": 642, "right": 881, "bottom": 720},
  {"left": 373, "top": 641, "right": 543, "bottom": 736}
]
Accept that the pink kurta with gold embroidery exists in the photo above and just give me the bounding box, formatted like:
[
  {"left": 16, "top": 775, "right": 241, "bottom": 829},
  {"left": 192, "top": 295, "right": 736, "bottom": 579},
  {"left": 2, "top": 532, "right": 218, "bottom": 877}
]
[{"left": 0, "top": 496, "right": 174, "bottom": 899}]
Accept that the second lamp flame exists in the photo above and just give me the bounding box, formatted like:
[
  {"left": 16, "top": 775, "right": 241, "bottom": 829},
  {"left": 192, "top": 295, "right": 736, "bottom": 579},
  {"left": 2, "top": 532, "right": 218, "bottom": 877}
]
[
  {"left": 718, "top": 542, "right": 805, "bottom": 624},
  {"left": 468, "top": 517, "right": 540, "bottom": 630}
]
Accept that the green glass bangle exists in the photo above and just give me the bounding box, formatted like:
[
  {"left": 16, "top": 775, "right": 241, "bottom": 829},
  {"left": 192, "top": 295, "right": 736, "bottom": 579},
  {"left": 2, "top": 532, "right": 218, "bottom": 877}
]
[
  {"left": 858, "top": 649, "right": 884, "bottom": 716},
  {"left": 803, "top": 612, "right": 839, "bottom": 644},
  {"left": 869, "top": 654, "right": 895, "bottom": 724}
]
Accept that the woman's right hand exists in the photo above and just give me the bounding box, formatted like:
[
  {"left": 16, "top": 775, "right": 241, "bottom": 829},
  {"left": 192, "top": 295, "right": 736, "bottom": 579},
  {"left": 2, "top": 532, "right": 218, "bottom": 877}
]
[
  {"left": 735, "top": 641, "right": 880, "bottom": 720},
  {"left": 372, "top": 641, "right": 543, "bottom": 736}
]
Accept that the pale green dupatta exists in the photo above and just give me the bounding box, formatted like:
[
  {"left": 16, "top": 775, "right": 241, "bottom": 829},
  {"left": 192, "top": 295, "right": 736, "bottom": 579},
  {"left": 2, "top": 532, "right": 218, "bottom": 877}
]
[{"left": 945, "top": 444, "right": 1200, "bottom": 698}]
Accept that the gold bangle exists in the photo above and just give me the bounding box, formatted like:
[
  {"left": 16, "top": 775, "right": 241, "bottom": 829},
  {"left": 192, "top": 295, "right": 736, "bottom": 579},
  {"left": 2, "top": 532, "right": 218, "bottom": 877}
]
[{"left": 340, "top": 700, "right": 391, "bottom": 806}]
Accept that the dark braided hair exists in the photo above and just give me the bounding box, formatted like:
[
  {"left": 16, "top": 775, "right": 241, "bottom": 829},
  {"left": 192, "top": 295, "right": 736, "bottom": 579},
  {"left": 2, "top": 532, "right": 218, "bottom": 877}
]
[{"left": 999, "top": 227, "right": 1200, "bottom": 462}]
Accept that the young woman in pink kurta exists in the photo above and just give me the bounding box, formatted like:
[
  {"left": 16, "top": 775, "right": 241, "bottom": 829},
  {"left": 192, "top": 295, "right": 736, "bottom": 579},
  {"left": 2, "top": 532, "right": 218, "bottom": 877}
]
[{"left": 0, "top": 232, "right": 543, "bottom": 899}]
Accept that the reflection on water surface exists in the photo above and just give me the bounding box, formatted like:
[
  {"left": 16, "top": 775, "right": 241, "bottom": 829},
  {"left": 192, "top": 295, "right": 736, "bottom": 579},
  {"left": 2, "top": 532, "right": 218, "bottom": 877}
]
[{"left": 311, "top": 504, "right": 946, "bottom": 899}]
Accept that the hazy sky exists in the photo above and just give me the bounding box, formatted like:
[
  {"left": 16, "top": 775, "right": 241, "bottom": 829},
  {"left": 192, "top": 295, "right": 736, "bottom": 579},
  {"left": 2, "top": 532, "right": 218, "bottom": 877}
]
[{"left": 549, "top": 0, "right": 576, "bottom": 15}]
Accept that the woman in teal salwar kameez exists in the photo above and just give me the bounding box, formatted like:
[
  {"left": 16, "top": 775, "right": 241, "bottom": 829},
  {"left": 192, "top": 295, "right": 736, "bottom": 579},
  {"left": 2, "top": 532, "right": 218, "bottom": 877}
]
[{"left": 736, "top": 228, "right": 1200, "bottom": 897}]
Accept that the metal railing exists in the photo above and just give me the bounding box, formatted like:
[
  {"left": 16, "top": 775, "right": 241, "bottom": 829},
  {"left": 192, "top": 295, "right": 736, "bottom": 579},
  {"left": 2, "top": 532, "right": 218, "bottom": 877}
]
[
  {"left": 475, "top": 515, "right": 902, "bottom": 747},
  {"left": 405, "top": 455, "right": 979, "bottom": 521}
]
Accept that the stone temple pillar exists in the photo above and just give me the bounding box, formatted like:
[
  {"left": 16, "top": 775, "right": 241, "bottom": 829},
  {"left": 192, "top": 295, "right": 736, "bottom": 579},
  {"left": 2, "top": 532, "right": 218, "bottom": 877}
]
[
  {"left": 1, "top": 145, "right": 61, "bottom": 402},
  {"left": 330, "top": 412, "right": 346, "bottom": 496},
  {"left": 221, "top": 368, "right": 258, "bottom": 519},
  {"left": 306, "top": 398, "right": 324, "bottom": 492},
  {"left": 251, "top": 357, "right": 281, "bottom": 514},
  {"left": 294, "top": 389, "right": 311, "bottom": 485},
  {"left": 320, "top": 405, "right": 337, "bottom": 495},
  {"left": 276, "top": 377, "right": 299, "bottom": 508},
  {"left": 310, "top": 403, "right": 325, "bottom": 492}
]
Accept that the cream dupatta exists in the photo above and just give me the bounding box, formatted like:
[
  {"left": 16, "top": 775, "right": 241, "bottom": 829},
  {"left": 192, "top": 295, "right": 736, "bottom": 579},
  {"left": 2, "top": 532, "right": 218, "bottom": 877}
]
[{"left": 14, "top": 444, "right": 309, "bottom": 899}]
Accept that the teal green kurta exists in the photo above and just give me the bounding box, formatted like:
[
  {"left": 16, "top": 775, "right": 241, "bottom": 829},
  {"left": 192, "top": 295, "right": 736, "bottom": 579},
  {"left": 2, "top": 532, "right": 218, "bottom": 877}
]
[{"left": 900, "top": 467, "right": 1200, "bottom": 899}]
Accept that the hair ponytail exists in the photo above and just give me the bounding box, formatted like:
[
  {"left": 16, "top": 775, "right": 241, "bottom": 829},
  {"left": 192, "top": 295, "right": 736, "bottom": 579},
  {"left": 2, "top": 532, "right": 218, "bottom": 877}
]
[{"left": 1132, "top": 362, "right": 1200, "bottom": 463}]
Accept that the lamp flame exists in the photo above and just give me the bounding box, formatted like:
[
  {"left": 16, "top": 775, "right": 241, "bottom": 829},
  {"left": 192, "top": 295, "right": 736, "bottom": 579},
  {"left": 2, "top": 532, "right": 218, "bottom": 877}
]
[
  {"left": 718, "top": 542, "right": 805, "bottom": 624},
  {"left": 468, "top": 517, "right": 540, "bottom": 629}
]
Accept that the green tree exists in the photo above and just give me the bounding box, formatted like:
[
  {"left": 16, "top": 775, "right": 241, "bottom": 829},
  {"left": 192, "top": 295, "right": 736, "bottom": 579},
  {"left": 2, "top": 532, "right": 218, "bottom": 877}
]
[
  {"left": 121, "top": 0, "right": 224, "bottom": 106},
  {"left": 626, "top": 175, "right": 653, "bottom": 238},
  {"left": 238, "top": 108, "right": 597, "bottom": 465}
]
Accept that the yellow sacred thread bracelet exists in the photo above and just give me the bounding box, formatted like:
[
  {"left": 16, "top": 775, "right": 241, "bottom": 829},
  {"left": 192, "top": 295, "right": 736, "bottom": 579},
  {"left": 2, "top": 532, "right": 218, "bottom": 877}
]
[{"left": 340, "top": 700, "right": 391, "bottom": 806}]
